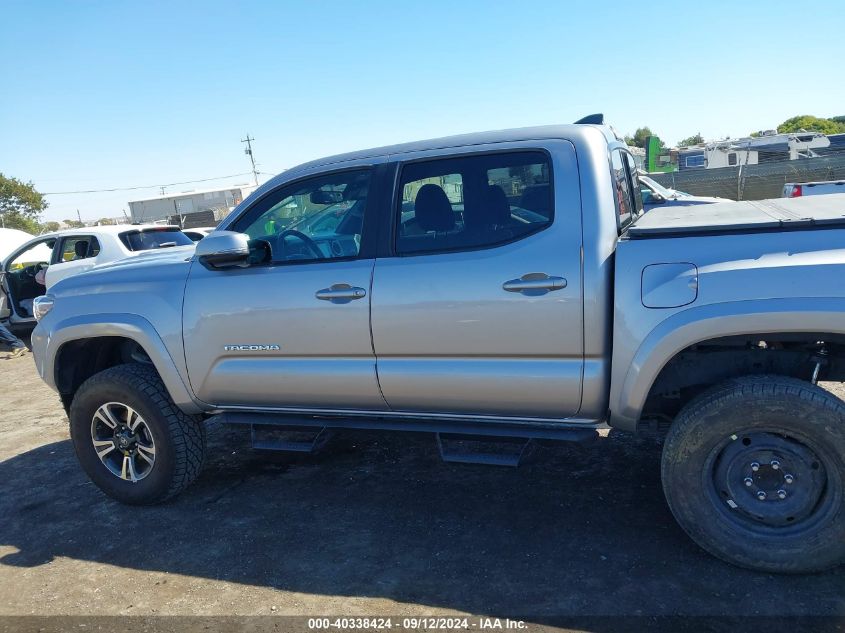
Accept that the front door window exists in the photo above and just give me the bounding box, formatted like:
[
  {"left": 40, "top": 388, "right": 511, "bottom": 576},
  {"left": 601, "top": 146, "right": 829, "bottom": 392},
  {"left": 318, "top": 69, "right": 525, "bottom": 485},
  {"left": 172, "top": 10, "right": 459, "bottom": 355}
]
[{"left": 234, "top": 170, "right": 371, "bottom": 263}]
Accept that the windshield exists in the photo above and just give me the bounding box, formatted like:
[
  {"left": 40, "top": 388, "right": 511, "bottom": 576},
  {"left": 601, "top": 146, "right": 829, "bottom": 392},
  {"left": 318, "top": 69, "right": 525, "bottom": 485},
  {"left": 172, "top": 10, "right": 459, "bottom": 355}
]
[{"left": 119, "top": 228, "right": 193, "bottom": 251}]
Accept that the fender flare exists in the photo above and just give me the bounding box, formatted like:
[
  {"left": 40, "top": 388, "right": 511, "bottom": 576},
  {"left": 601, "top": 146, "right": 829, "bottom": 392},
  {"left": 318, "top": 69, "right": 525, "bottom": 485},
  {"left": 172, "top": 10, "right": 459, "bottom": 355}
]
[
  {"left": 609, "top": 297, "right": 845, "bottom": 430},
  {"left": 39, "top": 313, "right": 202, "bottom": 414}
]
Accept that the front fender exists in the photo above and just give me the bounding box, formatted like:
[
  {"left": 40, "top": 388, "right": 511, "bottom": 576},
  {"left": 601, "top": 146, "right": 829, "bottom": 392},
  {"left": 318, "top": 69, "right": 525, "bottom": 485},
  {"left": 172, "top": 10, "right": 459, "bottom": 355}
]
[
  {"left": 32, "top": 313, "right": 203, "bottom": 414},
  {"left": 609, "top": 297, "right": 845, "bottom": 431}
]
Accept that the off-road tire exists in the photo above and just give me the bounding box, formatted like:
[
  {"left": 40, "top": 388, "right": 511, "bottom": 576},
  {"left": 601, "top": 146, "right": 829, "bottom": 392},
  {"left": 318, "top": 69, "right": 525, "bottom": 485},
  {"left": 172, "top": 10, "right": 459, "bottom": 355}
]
[
  {"left": 69, "top": 363, "right": 206, "bottom": 505},
  {"left": 662, "top": 375, "right": 845, "bottom": 573}
]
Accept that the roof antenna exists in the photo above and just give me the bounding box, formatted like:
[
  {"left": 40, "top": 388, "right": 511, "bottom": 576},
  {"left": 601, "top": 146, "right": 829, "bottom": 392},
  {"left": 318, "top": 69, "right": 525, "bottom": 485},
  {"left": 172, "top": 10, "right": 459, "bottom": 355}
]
[{"left": 574, "top": 113, "right": 605, "bottom": 125}]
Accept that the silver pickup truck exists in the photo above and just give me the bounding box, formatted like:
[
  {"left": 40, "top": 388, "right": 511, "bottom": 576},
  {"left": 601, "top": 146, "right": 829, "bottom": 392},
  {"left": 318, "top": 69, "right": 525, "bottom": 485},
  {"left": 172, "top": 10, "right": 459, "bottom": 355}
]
[{"left": 30, "top": 117, "right": 845, "bottom": 573}]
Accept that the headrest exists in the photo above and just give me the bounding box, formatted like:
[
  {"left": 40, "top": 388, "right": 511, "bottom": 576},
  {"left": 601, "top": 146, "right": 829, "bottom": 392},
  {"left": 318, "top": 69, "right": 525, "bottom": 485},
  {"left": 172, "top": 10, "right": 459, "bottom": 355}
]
[{"left": 414, "top": 184, "right": 454, "bottom": 232}]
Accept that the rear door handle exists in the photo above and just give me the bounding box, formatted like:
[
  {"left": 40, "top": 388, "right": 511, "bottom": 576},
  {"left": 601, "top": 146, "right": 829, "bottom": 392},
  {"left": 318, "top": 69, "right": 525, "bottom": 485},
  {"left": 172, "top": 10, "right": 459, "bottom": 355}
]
[
  {"left": 315, "top": 283, "right": 367, "bottom": 304},
  {"left": 502, "top": 273, "right": 567, "bottom": 296}
]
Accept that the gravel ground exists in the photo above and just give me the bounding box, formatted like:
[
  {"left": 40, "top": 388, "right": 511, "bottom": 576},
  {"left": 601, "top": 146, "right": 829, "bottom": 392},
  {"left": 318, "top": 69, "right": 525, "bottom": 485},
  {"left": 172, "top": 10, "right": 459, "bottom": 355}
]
[{"left": 0, "top": 350, "right": 843, "bottom": 624}]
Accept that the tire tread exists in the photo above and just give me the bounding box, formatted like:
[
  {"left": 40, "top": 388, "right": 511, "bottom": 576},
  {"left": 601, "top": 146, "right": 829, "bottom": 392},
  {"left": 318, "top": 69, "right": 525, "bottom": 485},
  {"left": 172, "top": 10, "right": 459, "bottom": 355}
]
[
  {"left": 662, "top": 374, "right": 845, "bottom": 573},
  {"left": 70, "top": 363, "right": 205, "bottom": 503}
]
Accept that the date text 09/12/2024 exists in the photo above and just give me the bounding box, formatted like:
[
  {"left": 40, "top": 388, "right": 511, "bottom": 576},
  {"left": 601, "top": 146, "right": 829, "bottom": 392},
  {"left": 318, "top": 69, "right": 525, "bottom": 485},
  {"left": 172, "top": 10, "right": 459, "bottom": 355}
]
[{"left": 307, "top": 617, "right": 527, "bottom": 630}]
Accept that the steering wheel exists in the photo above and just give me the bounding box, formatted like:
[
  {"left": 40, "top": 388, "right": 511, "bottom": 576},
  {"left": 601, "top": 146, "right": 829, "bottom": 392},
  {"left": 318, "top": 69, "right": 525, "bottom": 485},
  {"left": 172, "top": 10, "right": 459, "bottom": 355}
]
[
  {"left": 22, "top": 262, "right": 48, "bottom": 279},
  {"left": 275, "top": 229, "right": 325, "bottom": 260}
]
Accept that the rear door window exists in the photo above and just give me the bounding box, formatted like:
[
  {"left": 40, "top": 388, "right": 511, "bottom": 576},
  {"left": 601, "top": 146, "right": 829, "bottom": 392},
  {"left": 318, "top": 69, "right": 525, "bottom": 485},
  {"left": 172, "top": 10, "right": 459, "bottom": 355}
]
[
  {"left": 396, "top": 151, "right": 552, "bottom": 255},
  {"left": 55, "top": 235, "right": 99, "bottom": 262}
]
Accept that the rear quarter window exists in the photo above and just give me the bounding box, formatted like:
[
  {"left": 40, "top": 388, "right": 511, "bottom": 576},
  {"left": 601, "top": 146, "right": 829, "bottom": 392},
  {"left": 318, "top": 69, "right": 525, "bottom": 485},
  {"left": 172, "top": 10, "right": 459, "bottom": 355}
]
[{"left": 611, "top": 150, "right": 635, "bottom": 230}]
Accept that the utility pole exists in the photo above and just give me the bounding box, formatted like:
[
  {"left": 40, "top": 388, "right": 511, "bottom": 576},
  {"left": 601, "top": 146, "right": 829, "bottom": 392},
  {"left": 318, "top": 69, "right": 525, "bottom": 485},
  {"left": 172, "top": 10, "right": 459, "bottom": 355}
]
[
  {"left": 241, "top": 134, "right": 259, "bottom": 186},
  {"left": 77, "top": 209, "right": 82, "bottom": 226}
]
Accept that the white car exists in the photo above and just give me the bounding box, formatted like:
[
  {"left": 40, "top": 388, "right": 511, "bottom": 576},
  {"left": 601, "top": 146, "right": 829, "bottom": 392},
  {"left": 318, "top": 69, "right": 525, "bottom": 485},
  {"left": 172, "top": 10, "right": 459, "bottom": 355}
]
[
  {"left": 1, "top": 224, "right": 194, "bottom": 329},
  {"left": 182, "top": 226, "right": 217, "bottom": 242}
]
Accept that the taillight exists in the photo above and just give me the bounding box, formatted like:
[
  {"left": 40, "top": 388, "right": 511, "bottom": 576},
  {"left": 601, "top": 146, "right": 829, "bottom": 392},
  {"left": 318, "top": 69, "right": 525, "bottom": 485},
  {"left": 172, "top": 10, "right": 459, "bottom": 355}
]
[{"left": 789, "top": 185, "right": 803, "bottom": 198}]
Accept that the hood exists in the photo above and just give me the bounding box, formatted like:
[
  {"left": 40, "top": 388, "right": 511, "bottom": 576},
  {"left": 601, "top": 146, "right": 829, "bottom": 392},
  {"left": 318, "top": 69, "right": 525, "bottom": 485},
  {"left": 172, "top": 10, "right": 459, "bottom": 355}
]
[
  {"left": 49, "top": 244, "right": 197, "bottom": 301},
  {"left": 92, "top": 244, "right": 196, "bottom": 273}
]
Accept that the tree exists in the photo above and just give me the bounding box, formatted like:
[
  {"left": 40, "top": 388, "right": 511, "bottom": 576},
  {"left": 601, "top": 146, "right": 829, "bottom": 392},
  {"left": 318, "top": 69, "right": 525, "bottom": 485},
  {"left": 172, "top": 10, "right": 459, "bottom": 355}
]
[
  {"left": 678, "top": 133, "right": 704, "bottom": 146},
  {"left": 624, "top": 126, "right": 653, "bottom": 148},
  {"left": 777, "top": 115, "right": 845, "bottom": 135},
  {"left": 63, "top": 219, "right": 85, "bottom": 228},
  {"left": 97, "top": 217, "right": 116, "bottom": 226},
  {"left": 42, "top": 221, "right": 61, "bottom": 233},
  {"left": 0, "top": 173, "right": 48, "bottom": 232},
  {"left": 625, "top": 126, "right": 667, "bottom": 149}
]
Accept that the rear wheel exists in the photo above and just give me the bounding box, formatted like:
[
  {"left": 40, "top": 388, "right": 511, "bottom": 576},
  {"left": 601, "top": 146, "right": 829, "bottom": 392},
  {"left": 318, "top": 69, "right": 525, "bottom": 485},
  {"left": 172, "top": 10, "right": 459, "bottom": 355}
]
[
  {"left": 69, "top": 363, "right": 205, "bottom": 505},
  {"left": 661, "top": 375, "right": 845, "bottom": 573}
]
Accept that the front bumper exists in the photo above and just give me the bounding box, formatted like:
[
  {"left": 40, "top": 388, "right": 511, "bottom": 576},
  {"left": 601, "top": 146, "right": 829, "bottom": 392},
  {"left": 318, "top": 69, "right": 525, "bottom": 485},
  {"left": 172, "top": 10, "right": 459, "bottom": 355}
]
[{"left": 29, "top": 321, "right": 54, "bottom": 391}]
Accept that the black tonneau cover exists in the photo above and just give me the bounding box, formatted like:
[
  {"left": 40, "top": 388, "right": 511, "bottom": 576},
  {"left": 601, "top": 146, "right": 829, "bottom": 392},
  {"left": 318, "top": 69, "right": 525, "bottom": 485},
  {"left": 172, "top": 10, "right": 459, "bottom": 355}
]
[{"left": 626, "top": 194, "right": 845, "bottom": 238}]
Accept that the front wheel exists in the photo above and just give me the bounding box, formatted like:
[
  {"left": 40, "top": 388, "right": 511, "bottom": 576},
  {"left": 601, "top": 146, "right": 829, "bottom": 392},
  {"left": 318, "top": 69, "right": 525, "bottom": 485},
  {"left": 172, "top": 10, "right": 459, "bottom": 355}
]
[
  {"left": 69, "top": 363, "right": 206, "bottom": 505},
  {"left": 662, "top": 375, "right": 845, "bottom": 573}
]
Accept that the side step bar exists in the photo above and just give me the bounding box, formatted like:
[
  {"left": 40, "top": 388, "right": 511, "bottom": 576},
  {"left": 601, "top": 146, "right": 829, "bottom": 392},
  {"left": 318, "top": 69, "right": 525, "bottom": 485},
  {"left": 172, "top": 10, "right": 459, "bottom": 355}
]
[
  {"left": 217, "top": 411, "right": 600, "bottom": 440},
  {"left": 217, "top": 412, "right": 601, "bottom": 460},
  {"left": 437, "top": 433, "right": 532, "bottom": 467},
  {"left": 250, "top": 425, "right": 329, "bottom": 453}
]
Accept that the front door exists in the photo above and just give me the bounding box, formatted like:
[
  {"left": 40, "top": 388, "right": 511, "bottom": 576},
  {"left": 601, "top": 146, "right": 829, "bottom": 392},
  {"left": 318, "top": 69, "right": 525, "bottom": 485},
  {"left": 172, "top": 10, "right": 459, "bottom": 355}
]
[
  {"left": 183, "top": 166, "right": 387, "bottom": 411},
  {"left": 371, "top": 144, "right": 585, "bottom": 419},
  {"left": 1, "top": 237, "right": 55, "bottom": 324}
]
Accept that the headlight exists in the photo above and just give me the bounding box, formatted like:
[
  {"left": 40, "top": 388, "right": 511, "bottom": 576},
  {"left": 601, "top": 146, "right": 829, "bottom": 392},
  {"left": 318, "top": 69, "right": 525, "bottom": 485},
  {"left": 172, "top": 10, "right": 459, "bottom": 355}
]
[{"left": 33, "top": 294, "right": 55, "bottom": 321}]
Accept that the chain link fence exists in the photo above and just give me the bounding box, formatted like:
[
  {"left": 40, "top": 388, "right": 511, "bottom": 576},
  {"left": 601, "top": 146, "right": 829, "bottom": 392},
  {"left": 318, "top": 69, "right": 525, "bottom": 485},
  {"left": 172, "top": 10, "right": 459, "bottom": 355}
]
[{"left": 649, "top": 154, "right": 845, "bottom": 201}]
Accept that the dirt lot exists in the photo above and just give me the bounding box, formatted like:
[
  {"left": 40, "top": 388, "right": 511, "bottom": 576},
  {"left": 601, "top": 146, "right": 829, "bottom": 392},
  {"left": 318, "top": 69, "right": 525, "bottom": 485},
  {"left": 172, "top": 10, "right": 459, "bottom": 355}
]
[{"left": 1, "top": 350, "right": 843, "bottom": 625}]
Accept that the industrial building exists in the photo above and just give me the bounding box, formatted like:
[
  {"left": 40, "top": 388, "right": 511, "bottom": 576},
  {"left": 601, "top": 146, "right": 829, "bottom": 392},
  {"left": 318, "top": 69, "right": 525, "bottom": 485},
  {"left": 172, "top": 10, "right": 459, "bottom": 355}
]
[{"left": 128, "top": 185, "right": 257, "bottom": 227}]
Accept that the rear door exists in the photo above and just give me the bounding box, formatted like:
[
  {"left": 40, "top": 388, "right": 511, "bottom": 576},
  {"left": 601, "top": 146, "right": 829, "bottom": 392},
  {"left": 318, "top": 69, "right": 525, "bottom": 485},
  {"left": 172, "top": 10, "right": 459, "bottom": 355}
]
[
  {"left": 370, "top": 142, "right": 585, "bottom": 419},
  {"left": 183, "top": 164, "right": 390, "bottom": 411},
  {"left": 45, "top": 234, "right": 101, "bottom": 288}
]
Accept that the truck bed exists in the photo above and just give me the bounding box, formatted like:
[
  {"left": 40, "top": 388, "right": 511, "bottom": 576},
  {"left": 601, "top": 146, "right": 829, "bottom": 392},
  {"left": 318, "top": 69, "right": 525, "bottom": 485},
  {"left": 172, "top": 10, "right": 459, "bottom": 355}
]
[{"left": 626, "top": 193, "right": 845, "bottom": 238}]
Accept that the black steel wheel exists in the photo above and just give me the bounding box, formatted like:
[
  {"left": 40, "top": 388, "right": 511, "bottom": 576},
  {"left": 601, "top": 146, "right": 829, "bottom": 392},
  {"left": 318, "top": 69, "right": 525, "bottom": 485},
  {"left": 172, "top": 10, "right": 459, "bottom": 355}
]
[{"left": 662, "top": 375, "right": 845, "bottom": 573}]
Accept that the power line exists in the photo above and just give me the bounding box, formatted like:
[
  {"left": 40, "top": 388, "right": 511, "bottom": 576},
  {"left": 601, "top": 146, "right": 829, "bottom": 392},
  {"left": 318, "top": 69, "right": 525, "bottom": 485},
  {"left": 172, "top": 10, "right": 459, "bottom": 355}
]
[{"left": 42, "top": 172, "right": 254, "bottom": 195}]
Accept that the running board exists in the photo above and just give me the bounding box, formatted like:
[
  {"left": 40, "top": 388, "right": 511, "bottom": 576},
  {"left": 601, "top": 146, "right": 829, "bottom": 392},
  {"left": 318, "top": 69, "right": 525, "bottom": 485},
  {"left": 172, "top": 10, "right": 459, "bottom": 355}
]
[
  {"left": 215, "top": 411, "right": 602, "bottom": 441},
  {"left": 250, "top": 425, "right": 329, "bottom": 454},
  {"left": 437, "top": 433, "right": 531, "bottom": 467}
]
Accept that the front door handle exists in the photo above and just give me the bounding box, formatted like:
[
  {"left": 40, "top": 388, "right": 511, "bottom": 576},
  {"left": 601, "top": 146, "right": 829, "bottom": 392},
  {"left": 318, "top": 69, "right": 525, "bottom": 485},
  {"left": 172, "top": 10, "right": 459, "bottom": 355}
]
[
  {"left": 502, "top": 273, "right": 567, "bottom": 296},
  {"left": 315, "top": 283, "right": 367, "bottom": 304}
]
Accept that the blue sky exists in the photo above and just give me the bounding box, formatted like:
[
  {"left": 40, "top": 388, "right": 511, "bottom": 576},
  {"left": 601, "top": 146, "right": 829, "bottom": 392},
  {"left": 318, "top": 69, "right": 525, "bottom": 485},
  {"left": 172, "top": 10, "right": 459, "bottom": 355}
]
[{"left": 1, "top": 0, "right": 843, "bottom": 222}]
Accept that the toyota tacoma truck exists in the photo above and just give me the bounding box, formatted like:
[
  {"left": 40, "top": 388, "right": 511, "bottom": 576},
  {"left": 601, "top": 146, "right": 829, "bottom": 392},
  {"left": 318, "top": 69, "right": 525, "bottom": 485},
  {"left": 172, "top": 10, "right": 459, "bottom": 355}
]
[{"left": 30, "top": 116, "right": 845, "bottom": 573}]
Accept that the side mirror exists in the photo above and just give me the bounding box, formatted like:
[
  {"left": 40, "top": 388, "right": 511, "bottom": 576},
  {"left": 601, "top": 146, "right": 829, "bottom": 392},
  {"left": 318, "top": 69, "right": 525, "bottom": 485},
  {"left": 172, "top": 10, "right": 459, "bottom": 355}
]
[{"left": 195, "top": 231, "right": 251, "bottom": 269}]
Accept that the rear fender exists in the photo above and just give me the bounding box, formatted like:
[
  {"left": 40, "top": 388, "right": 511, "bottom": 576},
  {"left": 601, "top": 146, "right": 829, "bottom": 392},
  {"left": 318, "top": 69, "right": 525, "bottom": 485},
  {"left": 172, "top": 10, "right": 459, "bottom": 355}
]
[{"left": 609, "top": 297, "right": 845, "bottom": 430}]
